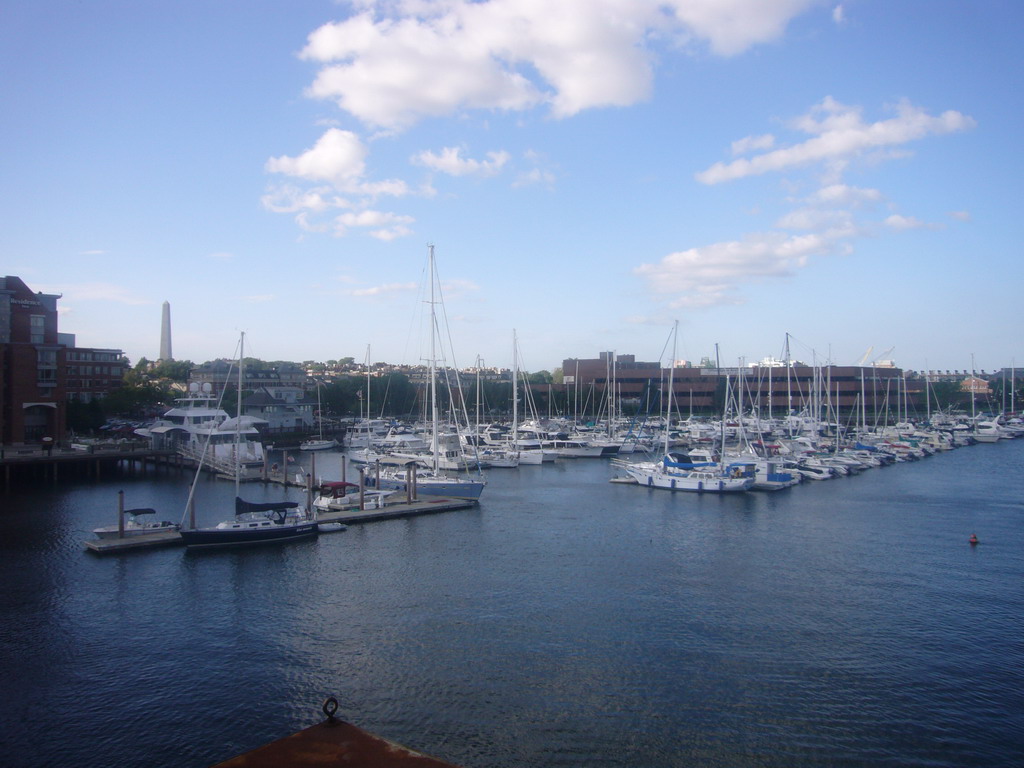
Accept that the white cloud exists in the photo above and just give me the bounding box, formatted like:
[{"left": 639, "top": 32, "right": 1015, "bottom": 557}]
[
  {"left": 638, "top": 96, "right": 973, "bottom": 312},
  {"left": 349, "top": 282, "right": 419, "bottom": 297},
  {"left": 776, "top": 207, "right": 855, "bottom": 233},
  {"left": 266, "top": 128, "right": 368, "bottom": 187},
  {"left": 333, "top": 209, "right": 415, "bottom": 241},
  {"left": 298, "top": 0, "right": 820, "bottom": 130},
  {"left": 635, "top": 230, "right": 838, "bottom": 308},
  {"left": 731, "top": 133, "right": 775, "bottom": 156},
  {"left": 513, "top": 167, "right": 557, "bottom": 188},
  {"left": 696, "top": 97, "right": 976, "bottom": 184},
  {"left": 833, "top": 4, "right": 845, "bottom": 24},
  {"left": 884, "top": 214, "right": 925, "bottom": 230},
  {"left": 413, "top": 147, "right": 510, "bottom": 177},
  {"left": 811, "top": 183, "right": 882, "bottom": 206},
  {"left": 265, "top": 127, "right": 416, "bottom": 238},
  {"left": 261, "top": 184, "right": 351, "bottom": 214},
  {"left": 664, "top": 0, "right": 819, "bottom": 57},
  {"left": 948, "top": 210, "right": 971, "bottom": 222}
]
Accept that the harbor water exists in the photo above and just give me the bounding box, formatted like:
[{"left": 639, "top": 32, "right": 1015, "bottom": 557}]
[{"left": 2, "top": 440, "right": 1023, "bottom": 767}]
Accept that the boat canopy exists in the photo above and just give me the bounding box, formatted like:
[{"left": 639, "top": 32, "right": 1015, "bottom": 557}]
[
  {"left": 663, "top": 452, "right": 714, "bottom": 469},
  {"left": 124, "top": 508, "right": 157, "bottom": 516},
  {"left": 235, "top": 497, "right": 300, "bottom": 515},
  {"left": 318, "top": 481, "right": 358, "bottom": 498}
]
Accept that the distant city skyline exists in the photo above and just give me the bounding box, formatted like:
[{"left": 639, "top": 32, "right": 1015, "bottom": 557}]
[{"left": 5, "top": 2, "right": 1021, "bottom": 374}]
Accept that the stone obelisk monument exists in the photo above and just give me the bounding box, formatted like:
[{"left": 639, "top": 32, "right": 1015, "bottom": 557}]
[{"left": 159, "top": 301, "right": 172, "bottom": 360}]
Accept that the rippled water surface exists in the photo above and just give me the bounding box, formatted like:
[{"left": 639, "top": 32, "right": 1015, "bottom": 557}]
[{"left": 2, "top": 441, "right": 1023, "bottom": 767}]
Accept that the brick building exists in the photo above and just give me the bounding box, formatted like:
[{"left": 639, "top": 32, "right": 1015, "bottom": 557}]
[
  {"left": 561, "top": 351, "right": 911, "bottom": 418},
  {"left": 60, "top": 334, "right": 130, "bottom": 403},
  {"left": 562, "top": 352, "right": 717, "bottom": 417},
  {"left": 0, "top": 276, "right": 66, "bottom": 443}
]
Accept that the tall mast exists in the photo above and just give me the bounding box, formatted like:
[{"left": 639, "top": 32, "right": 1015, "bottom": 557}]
[
  {"left": 715, "top": 342, "right": 724, "bottom": 463},
  {"left": 924, "top": 361, "right": 931, "bottom": 422},
  {"left": 665, "top": 320, "right": 678, "bottom": 455},
  {"left": 475, "top": 355, "right": 482, "bottom": 432},
  {"left": 512, "top": 331, "right": 519, "bottom": 443},
  {"left": 785, "top": 332, "right": 793, "bottom": 436},
  {"left": 860, "top": 368, "right": 867, "bottom": 432},
  {"left": 1012, "top": 360, "right": 1016, "bottom": 415},
  {"left": 574, "top": 360, "right": 579, "bottom": 423},
  {"left": 365, "top": 344, "right": 371, "bottom": 421},
  {"left": 970, "top": 353, "right": 976, "bottom": 429},
  {"left": 429, "top": 245, "right": 439, "bottom": 472},
  {"left": 236, "top": 331, "right": 244, "bottom": 497}
]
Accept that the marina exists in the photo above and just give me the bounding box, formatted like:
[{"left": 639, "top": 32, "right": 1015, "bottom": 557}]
[{"left": 2, "top": 436, "right": 1023, "bottom": 767}]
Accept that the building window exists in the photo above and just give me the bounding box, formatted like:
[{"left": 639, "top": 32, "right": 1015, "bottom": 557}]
[
  {"left": 30, "top": 315, "right": 45, "bottom": 344},
  {"left": 37, "top": 348, "right": 57, "bottom": 384}
]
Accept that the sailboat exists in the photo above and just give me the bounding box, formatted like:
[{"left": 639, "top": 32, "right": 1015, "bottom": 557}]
[
  {"left": 300, "top": 379, "right": 337, "bottom": 451},
  {"left": 612, "top": 323, "right": 755, "bottom": 493},
  {"left": 364, "top": 245, "right": 486, "bottom": 500},
  {"left": 179, "top": 332, "right": 319, "bottom": 548}
]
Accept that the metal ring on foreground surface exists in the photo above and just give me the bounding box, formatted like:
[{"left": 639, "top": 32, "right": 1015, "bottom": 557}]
[{"left": 322, "top": 696, "right": 339, "bottom": 721}]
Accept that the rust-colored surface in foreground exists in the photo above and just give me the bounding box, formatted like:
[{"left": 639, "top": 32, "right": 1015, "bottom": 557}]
[{"left": 212, "top": 717, "right": 460, "bottom": 768}]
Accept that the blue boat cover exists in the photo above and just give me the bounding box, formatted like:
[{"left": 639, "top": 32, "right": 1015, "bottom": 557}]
[{"left": 235, "top": 497, "right": 300, "bottom": 515}]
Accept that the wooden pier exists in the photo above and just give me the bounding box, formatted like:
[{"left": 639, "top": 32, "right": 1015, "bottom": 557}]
[{"left": 1, "top": 442, "right": 184, "bottom": 490}]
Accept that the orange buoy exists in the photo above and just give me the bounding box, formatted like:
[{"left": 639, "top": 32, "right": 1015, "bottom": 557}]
[{"left": 969, "top": 534, "right": 979, "bottom": 545}]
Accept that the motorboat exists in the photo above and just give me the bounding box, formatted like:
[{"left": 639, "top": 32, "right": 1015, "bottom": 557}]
[
  {"left": 92, "top": 507, "right": 180, "bottom": 539},
  {"left": 312, "top": 480, "right": 394, "bottom": 511},
  {"left": 299, "top": 437, "right": 338, "bottom": 451}
]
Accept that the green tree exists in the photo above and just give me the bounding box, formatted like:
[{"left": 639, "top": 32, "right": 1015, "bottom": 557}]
[
  {"left": 151, "top": 359, "right": 192, "bottom": 382},
  {"left": 102, "top": 381, "right": 169, "bottom": 418},
  {"left": 928, "top": 381, "right": 969, "bottom": 412}
]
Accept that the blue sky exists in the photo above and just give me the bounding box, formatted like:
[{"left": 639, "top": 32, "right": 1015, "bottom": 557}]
[{"left": 3, "top": 1, "right": 1021, "bottom": 375}]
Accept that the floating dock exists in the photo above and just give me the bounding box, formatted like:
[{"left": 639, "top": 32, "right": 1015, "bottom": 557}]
[
  {"left": 84, "top": 496, "right": 476, "bottom": 554},
  {"left": 84, "top": 530, "right": 184, "bottom": 554},
  {"left": 317, "top": 496, "right": 476, "bottom": 525}
]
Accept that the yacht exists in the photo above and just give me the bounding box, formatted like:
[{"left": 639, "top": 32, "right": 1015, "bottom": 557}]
[
  {"left": 134, "top": 384, "right": 266, "bottom": 477},
  {"left": 179, "top": 498, "right": 317, "bottom": 548}
]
